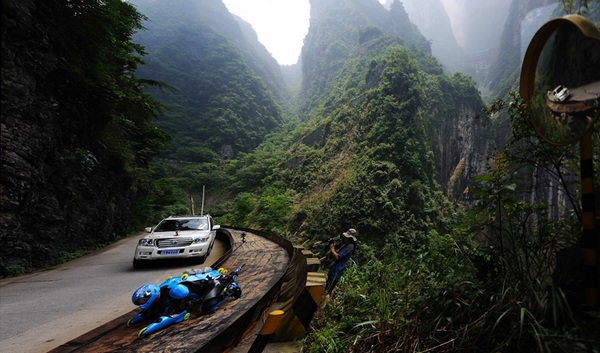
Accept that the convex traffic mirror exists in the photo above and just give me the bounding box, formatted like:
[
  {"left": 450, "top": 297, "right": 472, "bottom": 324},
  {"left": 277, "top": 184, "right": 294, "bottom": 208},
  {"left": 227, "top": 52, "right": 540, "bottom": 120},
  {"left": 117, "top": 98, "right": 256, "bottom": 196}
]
[{"left": 520, "top": 15, "right": 600, "bottom": 146}]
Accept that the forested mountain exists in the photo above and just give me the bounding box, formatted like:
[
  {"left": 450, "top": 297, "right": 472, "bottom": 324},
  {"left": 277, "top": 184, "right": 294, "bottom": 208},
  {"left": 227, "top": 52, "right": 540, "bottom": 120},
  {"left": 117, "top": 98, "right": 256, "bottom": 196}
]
[
  {"left": 2, "top": 0, "right": 599, "bottom": 351},
  {"left": 121, "top": 0, "right": 295, "bottom": 214},
  {"left": 222, "top": 2, "right": 599, "bottom": 349},
  {"left": 390, "top": 0, "right": 464, "bottom": 73},
  {"left": 130, "top": 0, "right": 287, "bottom": 158},
  {"left": 135, "top": 0, "right": 289, "bottom": 105},
  {"left": 484, "top": 0, "right": 557, "bottom": 98},
  {"left": 301, "top": 0, "right": 431, "bottom": 113},
  {"left": 227, "top": 0, "right": 487, "bottom": 240}
]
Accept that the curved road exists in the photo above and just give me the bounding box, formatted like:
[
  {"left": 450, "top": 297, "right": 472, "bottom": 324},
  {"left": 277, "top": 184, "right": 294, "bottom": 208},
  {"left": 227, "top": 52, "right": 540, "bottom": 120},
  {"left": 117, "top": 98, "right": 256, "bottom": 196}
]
[{"left": 0, "top": 233, "right": 226, "bottom": 353}]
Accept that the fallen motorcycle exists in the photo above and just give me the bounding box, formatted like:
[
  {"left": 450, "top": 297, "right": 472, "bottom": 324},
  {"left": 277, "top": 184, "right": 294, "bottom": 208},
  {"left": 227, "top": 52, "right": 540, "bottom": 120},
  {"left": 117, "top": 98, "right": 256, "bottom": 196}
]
[{"left": 127, "top": 265, "right": 244, "bottom": 338}]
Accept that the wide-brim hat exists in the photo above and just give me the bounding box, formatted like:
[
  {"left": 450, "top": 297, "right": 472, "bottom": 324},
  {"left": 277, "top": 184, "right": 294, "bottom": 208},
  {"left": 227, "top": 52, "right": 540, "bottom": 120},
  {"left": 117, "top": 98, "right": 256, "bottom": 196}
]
[{"left": 342, "top": 228, "right": 357, "bottom": 242}]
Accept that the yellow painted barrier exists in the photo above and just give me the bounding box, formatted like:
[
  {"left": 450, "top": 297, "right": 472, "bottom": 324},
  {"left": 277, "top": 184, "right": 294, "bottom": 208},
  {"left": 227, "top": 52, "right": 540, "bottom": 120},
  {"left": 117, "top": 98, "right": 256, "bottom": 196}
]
[
  {"left": 274, "top": 271, "right": 326, "bottom": 340},
  {"left": 247, "top": 310, "right": 285, "bottom": 353}
]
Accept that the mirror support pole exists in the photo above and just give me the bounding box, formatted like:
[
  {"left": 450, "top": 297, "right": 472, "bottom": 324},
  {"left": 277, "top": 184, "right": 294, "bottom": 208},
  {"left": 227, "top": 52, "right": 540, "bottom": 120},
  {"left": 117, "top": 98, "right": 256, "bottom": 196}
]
[{"left": 580, "top": 130, "right": 599, "bottom": 309}]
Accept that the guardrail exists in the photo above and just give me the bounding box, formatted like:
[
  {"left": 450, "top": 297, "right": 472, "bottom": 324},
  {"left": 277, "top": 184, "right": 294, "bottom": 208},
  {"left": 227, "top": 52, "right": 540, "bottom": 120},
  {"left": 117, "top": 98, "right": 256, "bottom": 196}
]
[
  {"left": 226, "top": 227, "right": 326, "bottom": 343},
  {"left": 225, "top": 227, "right": 325, "bottom": 342}
]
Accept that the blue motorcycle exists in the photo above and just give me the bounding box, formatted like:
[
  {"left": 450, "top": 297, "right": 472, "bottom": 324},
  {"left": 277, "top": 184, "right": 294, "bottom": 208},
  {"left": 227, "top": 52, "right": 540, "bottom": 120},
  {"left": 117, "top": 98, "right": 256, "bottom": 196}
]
[{"left": 127, "top": 265, "right": 244, "bottom": 338}]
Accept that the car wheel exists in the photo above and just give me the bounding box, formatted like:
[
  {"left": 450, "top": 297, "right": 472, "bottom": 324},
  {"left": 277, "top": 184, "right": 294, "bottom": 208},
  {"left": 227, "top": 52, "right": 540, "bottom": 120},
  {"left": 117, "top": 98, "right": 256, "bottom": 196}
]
[
  {"left": 133, "top": 258, "right": 145, "bottom": 269},
  {"left": 137, "top": 327, "right": 148, "bottom": 338},
  {"left": 207, "top": 241, "right": 214, "bottom": 256},
  {"left": 196, "top": 255, "right": 206, "bottom": 265}
]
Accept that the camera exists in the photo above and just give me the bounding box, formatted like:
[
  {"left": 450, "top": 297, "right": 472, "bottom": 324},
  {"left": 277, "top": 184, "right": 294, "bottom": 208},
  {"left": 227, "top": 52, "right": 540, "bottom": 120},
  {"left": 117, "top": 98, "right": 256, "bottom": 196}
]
[{"left": 324, "top": 237, "right": 341, "bottom": 252}]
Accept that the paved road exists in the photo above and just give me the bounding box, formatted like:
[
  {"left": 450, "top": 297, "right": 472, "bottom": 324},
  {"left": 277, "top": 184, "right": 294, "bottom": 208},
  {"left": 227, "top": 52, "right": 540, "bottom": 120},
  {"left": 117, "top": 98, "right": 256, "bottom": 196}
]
[
  {"left": 49, "top": 230, "right": 291, "bottom": 353},
  {"left": 0, "top": 232, "right": 225, "bottom": 353}
]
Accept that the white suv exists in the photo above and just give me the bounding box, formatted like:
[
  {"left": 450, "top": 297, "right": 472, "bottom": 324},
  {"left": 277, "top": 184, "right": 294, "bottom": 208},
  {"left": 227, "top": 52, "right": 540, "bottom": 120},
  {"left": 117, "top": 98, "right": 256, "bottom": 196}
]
[{"left": 133, "top": 215, "right": 220, "bottom": 268}]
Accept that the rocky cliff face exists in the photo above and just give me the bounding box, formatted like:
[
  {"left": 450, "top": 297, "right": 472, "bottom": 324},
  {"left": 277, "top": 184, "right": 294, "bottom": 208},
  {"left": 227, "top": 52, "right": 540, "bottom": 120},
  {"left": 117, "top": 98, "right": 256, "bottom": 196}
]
[
  {"left": 484, "top": 0, "right": 556, "bottom": 97},
  {"left": 1, "top": 0, "right": 135, "bottom": 275},
  {"left": 393, "top": 0, "right": 464, "bottom": 72},
  {"left": 431, "top": 105, "right": 488, "bottom": 202}
]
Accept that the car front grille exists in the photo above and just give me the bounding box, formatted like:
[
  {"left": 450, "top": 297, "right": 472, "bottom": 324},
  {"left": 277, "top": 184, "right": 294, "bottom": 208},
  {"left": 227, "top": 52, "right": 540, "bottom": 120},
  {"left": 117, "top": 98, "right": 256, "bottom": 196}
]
[{"left": 156, "top": 237, "right": 193, "bottom": 248}]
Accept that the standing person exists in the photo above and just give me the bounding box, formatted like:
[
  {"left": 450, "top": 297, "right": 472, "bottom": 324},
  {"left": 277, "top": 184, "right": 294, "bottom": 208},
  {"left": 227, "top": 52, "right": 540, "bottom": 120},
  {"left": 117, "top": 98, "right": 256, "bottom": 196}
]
[{"left": 325, "top": 228, "right": 357, "bottom": 297}]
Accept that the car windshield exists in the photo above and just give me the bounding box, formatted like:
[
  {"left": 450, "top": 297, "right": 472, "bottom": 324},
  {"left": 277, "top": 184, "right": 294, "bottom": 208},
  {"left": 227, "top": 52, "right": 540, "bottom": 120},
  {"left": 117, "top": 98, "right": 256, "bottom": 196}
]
[{"left": 155, "top": 218, "right": 208, "bottom": 232}]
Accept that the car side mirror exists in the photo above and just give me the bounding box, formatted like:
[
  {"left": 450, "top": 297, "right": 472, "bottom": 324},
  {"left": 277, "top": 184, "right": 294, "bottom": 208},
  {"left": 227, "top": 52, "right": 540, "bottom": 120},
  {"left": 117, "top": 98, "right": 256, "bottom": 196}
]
[
  {"left": 212, "top": 225, "right": 221, "bottom": 230},
  {"left": 144, "top": 227, "right": 153, "bottom": 233}
]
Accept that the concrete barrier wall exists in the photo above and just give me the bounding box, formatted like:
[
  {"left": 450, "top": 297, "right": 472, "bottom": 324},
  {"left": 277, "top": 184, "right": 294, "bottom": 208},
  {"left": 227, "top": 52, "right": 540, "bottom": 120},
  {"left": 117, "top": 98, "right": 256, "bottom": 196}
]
[{"left": 224, "top": 227, "right": 326, "bottom": 343}]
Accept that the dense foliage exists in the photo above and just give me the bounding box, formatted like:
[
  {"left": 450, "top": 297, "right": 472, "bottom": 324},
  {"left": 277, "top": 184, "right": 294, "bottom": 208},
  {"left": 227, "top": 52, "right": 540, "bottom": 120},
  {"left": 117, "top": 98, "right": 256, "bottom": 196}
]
[
  {"left": 300, "top": 0, "right": 431, "bottom": 114},
  {"left": 299, "top": 94, "right": 599, "bottom": 352},
  {"left": 124, "top": 0, "right": 289, "bottom": 216},
  {"left": 78, "top": 0, "right": 598, "bottom": 350},
  {"left": 50, "top": 0, "right": 169, "bottom": 173},
  {"left": 0, "top": 0, "right": 174, "bottom": 274},
  {"left": 214, "top": 2, "right": 597, "bottom": 352},
  {"left": 5, "top": 0, "right": 596, "bottom": 350},
  {"left": 20, "top": 0, "right": 172, "bottom": 231}
]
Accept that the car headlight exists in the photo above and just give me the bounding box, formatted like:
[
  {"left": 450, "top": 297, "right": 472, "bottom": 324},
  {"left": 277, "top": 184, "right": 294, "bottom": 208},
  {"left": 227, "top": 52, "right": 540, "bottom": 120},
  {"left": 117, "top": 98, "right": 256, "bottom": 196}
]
[
  {"left": 138, "top": 238, "right": 154, "bottom": 246},
  {"left": 194, "top": 237, "right": 209, "bottom": 244}
]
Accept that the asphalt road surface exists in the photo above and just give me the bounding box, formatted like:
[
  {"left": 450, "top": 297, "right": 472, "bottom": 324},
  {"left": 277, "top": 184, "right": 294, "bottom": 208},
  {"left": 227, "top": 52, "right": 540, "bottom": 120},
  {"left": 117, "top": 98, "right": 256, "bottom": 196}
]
[{"left": 0, "top": 232, "right": 226, "bottom": 353}]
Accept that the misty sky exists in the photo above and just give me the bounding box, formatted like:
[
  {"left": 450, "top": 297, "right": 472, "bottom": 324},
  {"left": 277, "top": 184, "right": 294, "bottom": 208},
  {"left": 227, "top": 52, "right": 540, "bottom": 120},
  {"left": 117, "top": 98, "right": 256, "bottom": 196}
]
[
  {"left": 438, "top": 0, "right": 511, "bottom": 52},
  {"left": 222, "top": 0, "right": 312, "bottom": 66},
  {"left": 222, "top": 0, "right": 509, "bottom": 66}
]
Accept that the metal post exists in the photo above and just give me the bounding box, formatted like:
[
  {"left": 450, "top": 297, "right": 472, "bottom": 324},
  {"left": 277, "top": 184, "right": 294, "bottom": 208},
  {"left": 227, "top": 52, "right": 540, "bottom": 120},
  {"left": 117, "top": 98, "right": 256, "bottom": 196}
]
[
  {"left": 580, "top": 129, "right": 599, "bottom": 309},
  {"left": 190, "top": 193, "right": 195, "bottom": 215},
  {"left": 201, "top": 185, "right": 205, "bottom": 215}
]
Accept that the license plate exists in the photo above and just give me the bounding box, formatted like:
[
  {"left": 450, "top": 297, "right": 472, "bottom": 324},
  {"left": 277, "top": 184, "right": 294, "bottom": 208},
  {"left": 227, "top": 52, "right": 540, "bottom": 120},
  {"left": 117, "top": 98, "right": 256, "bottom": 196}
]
[{"left": 162, "top": 250, "right": 179, "bottom": 255}]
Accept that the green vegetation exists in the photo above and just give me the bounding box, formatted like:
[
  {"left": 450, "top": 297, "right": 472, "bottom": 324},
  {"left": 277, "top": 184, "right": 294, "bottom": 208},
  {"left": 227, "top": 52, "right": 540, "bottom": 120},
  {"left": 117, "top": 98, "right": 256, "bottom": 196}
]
[
  {"left": 121, "top": 1, "right": 596, "bottom": 350},
  {"left": 212, "top": 10, "right": 597, "bottom": 352},
  {"left": 123, "top": 0, "right": 290, "bottom": 218},
  {"left": 300, "top": 94, "right": 598, "bottom": 352},
  {"left": 54, "top": 0, "right": 170, "bottom": 168},
  {"left": 4, "top": 266, "right": 28, "bottom": 278},
  {"left": 123, "top": 0, "right": 599, "bottom": 350},
  {"left": 42, "top": 0, "right": 173, "bottom": 231},
  {"left": 7, "top": 0, "right": 595, "bottom": 349},
  {"left": 561, "top": 0, "right": 590, "bottom": 14}
]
